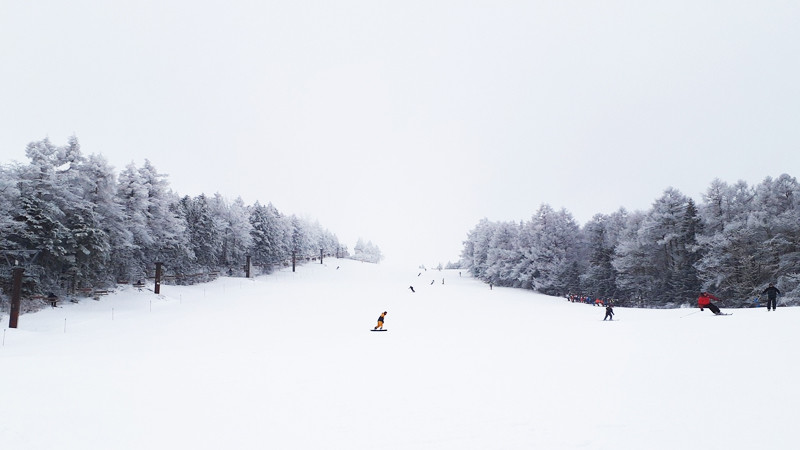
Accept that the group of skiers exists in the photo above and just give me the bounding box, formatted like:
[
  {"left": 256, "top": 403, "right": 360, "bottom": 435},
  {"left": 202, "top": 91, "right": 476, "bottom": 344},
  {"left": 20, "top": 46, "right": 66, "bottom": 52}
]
[
  {"left": 567, "top": 294, "right": 616, "bottom": 307},
  {"left": 698, "top": 283, "right": 781, "bottom": 315},
  {"left": 374, "top": 283, "right": 784, "bottom": 329}
]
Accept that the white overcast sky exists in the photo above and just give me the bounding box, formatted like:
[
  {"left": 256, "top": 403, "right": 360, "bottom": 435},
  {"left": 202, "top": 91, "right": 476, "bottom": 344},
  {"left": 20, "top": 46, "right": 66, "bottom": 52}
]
[{"left": 2, "top": 1, "right": 799, "bottom": 266}]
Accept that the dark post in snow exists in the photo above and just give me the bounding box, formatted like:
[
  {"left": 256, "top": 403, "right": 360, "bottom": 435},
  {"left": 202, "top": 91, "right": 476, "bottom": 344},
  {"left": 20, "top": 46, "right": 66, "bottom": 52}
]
[
  {"left": 154, "top": 262, "right": 163, "bottom": 294},
  {"left": 320, "top": 249, "right": 323, "bottom": 265},
  {"left": 292, "top": 251, "right": 296, "bottom": 273},
  {"left": 245, "top": 255, "right": 251, "bottom": 278},
  {"left": 9, "top": 265, "right": 24, "bottom": 329}
]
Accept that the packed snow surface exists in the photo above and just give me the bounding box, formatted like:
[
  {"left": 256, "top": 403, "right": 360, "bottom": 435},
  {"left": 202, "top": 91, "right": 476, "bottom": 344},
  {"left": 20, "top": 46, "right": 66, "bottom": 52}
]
[{"left": 1, "top": 259, "right": 797, "bottom": 449}]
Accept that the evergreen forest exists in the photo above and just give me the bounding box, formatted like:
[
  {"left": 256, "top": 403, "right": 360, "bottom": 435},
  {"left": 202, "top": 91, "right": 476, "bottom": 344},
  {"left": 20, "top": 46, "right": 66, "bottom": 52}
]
[
  {"left": 0, "top": 137, "right": 358, "bottom": 308},
  {"left": 461, "top": 176, "right": 800, "bottom": 307}
]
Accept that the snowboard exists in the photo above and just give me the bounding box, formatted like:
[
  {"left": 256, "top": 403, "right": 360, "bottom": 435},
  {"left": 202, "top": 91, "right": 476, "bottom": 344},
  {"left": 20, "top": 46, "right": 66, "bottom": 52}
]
[{"left": 370, "top": 329, "right": 388, "bottom": 332}]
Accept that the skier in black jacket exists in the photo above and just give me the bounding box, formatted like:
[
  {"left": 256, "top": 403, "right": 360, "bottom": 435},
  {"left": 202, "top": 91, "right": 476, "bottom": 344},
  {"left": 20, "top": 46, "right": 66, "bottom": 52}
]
[
  {"left": 603, "top": 305, "right": 614, "bottom": 321},
  {"left": 761, "top": 283, "right": 781, "bottom": 311}
]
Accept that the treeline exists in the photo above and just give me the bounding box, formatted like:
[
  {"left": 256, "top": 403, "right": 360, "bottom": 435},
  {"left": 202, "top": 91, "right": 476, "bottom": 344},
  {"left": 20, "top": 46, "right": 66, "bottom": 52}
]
[
  {"left": 351, "top": 238, "right": 383, "bottom": 263},
  {"left": 461, "top": 175, "right": 800, "bottom": 308},
  {"left": 0, "top": 137, "right": 347, "bottom": 298}
]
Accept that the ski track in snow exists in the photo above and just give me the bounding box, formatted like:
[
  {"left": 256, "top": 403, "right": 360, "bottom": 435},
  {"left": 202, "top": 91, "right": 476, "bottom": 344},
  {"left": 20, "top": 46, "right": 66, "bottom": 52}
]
[{"left": 1, "top": 259, "right": 798, "bottom": 450}]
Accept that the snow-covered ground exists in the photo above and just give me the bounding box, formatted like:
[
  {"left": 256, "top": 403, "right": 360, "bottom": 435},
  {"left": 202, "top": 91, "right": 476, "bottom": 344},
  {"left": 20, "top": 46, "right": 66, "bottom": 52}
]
[{"left": 1, "top": 259, "right": 797, "bottom": 450}]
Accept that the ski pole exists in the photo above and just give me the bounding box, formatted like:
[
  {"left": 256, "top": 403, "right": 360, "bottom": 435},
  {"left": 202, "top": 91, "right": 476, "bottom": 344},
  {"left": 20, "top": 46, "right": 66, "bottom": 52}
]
[{"left": 680, "top": 310, "right": 701, "bottom": 318}]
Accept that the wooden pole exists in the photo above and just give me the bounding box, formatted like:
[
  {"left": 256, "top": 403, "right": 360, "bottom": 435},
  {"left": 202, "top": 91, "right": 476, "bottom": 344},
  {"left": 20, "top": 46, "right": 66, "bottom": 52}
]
[
  {"left": 154, "top": 262, "right": 163, "bottom": 294},
  {"left": 9, "top": 266, "right": 23, "bottom": 328},
  {"left": 245, "top": 255, "right": 251, "bottom": 278},
  {"left": 292, "top": 251, "right": 296, "bottom": 272},
  {"left": 320, "top": 249, "right": 323, "bottom": 265}
]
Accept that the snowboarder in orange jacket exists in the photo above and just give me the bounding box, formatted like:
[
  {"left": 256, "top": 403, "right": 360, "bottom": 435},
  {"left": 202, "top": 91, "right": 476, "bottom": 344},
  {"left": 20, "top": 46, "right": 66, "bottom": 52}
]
[{"left": 374, "top": 311, "right": 387, "bottom": 330}]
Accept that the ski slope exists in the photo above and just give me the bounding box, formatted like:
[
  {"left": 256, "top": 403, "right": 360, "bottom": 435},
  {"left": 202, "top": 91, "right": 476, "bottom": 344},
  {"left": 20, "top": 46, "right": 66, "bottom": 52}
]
[{"left": 1, "top": 259, "right": 797, "bottom": 450}]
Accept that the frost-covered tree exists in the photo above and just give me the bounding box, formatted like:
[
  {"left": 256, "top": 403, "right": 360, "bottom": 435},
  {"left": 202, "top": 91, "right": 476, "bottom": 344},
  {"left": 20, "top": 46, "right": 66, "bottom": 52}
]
[
  {"left": 461, "top": 176, "right": 800, "bottom": 307},
  {"left": 461, "top": 218, "right": 497, "bottom": 280},
  {"left": 581, "top": 213, "right": 622, "bottom": 299},
  {"left": 351, "top": 238, "right": 383, "bottom": 263},
  {"left": 138, "top": 160, "right": 192, "bottom": 275},
  {"left": 483, "top": 221, "right": 522, "bottom": 287},
  {"left": 695, "top": 175, "right": 800, "bottom": 304},
  {"left": 249, "top": 201, "right": 294, "bottom": 272},
  {"left": 11, "top": 138, "right": 76, "bottom": 290},
  {"left": 1, "top": 136, "right": 346, "bottom": 303},
  {"left": 115, "top": 160, "right": 192, "bottom": 281},
  {"left": 0, "top": 164, "right": 22, "bottom": 250},
  {"left": 82, "top": 154, "right": 133, "bottom": 284},
  {"left": 213, "top": 195, "right": 253, "bottom": 270},
  {"left": 116, "top": 162, "right": 152, "bottom": 281},
  {"left": 515, "top": 205, "right": 581, "bottom": 295},
  {"left": 289, "top": 215, "right": 309, "bottom": 257},
  {"left": 612, "top": 188, "right": 699, "bottom": 306},
  {"left": 67, "top": 151, "right": 131, "bottom": 288},
  {"left": 181, "top": 194, "right": 221, "bottom": 268}
]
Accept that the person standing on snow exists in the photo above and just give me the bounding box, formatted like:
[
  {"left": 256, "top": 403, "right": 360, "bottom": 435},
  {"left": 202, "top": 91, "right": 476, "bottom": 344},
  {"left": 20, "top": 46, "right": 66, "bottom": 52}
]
[
  {"left": 761, "top": 283, "right": 781, "bottom": 311},
  {"left": 603, "top": 304, "right": 614, "bottom": 321},
  {"left": 698, "top": 291, "right": 723, "bottom": 315},
  {"left": 374, "top": 311, "right": 387, "bottom": 330}
]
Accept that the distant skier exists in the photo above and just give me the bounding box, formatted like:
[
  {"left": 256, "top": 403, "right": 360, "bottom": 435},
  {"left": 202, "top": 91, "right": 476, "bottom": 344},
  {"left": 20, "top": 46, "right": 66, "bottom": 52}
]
[
  {"left": 374, "top": 311, "right": 387, "bottom": 330},
  {"left": 603, "top": 305, "right": 614, "bottom": 321},
  {"left": 430, "top": 280, "right": 435, "bottom": 285},
  {"left": 409, "top": 286, "right": 415, "bottom": 293},
  {"left": 698, "top": 291, "right": 723, "bottom": 315},
  {"left": 761, "top": 283, "right": 781, "bottom": 311}
]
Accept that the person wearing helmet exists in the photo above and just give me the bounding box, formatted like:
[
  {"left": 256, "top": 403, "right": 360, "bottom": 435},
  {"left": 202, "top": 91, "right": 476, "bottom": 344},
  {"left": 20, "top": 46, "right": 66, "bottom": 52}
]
[
  {"left": 697, "top": 292, "right": 723, "bottom": 315},
  {"left": 374, "top": 311, "right": 387, "bottom": 330}
]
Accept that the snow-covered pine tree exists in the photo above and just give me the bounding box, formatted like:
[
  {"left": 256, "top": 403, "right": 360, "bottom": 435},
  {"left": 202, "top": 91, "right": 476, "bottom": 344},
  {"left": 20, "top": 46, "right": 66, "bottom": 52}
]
[
  {"left": 63, "top": 143, "right": 123, "bottom": 289},
  {"left": 12, "top": 138, "right": 74, "bottom": 290},
  {"left": 515, "top": 205, "right": 580, "bottom": 295},
  {"left": 181, "top": 193, "right": 222, "bottom": 269},
  {"left": 82, "top": 153, "right": 133, "bottom": 284},
  {"left": 581, "top": 213, "right": 620, "bottom": 299},
  {"left": 289, "top": 215, "right": 308, "bottom": 258},
  {"left": 139, "top": 160, "right": 192, "bottom": 276},
  {"left": 621, "top": 188, "right": 694, "bottom": 306},
  {"left": 484, "top": 221, "right": 521, "bottom": 287},
  {"left": 0, "top": 164, "right": 22, "bottom": 251},
  {"left": 461, "top": 218, "right": 496, "bottom": 280},
  {"left": 249, "top": 202, "right": 290, "bottom": 272},
  {"left": 116, "top": 162, "right": 153, "bottom": 282},
  {"left": 611, "top": 211, "right": 651, "bottom": 304},
  {"left": 352, "top": 239, "right": 383, "bottom": 263},
  {"left": 217, "top": 195, "right": 253, "bottom": 271}
]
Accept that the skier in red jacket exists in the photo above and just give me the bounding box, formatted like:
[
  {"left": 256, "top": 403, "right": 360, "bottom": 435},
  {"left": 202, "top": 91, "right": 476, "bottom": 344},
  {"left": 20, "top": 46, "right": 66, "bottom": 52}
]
[{"left": 698, "top": 292, "right": 723, "bottom": 315}]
